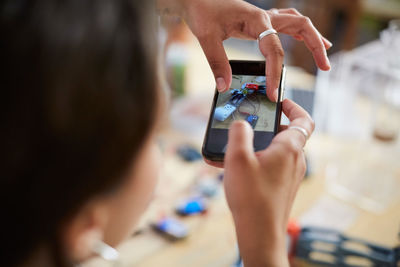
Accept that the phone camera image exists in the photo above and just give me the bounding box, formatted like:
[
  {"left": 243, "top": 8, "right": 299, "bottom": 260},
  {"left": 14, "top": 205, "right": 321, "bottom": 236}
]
[
  {"left": 211, "top": 75, "right": 276, "bottom": 131},
  {"left": 202, "top": 61, "right": 284, "bottom": 162}
]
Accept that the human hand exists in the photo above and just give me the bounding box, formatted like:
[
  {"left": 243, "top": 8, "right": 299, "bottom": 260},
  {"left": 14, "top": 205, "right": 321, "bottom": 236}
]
[
  {"left": 179, "top": 0, "right": 331, "bottom": 101},
  {"left": 222, "top": 99, "right": 314, "bottom": 266}
]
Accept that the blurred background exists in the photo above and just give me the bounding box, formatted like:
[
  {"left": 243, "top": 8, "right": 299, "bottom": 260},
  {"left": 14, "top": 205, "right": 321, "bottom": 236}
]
[{"left": 86, "top": 1, "right": 400, "bottom": 266}]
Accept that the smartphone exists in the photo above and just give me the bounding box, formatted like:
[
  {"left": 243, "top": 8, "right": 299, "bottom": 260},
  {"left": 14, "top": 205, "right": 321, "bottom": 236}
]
[{"left": 202, "top": 60, "right": 286, "bottom": 162}]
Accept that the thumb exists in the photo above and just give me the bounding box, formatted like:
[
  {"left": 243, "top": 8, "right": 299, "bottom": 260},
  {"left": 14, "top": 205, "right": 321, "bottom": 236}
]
[
  {"left": 225, "top": 121, "right": 256, "bottom": 164},
  {"left": 198, "top": 37, "right": 232, "bottom": 92}
]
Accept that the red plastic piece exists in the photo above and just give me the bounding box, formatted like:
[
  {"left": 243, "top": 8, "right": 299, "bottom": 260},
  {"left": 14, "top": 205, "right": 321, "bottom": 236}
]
[
  {"left": 287, "top": 219, "right": 301, "bottom": 258},
  {"left": 244, "top": 83, "right": 259, "bottom": 90}
]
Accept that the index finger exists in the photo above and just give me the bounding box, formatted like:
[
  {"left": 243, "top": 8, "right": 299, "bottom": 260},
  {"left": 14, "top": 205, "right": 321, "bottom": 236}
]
[
  {"left": 268, "top": 13, "right": 330, "bottom": 71},
  {"left": 258, "top": 33, "right": 284, "bottom": 102},
  {"left": 198, "top": 36, "right": 232, "bottom": 93}
]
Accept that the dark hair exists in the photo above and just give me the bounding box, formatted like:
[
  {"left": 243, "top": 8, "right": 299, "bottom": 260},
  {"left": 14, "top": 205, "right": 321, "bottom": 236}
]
[{"left": 0, "top": 0, "right": 158, "bottom": 266}]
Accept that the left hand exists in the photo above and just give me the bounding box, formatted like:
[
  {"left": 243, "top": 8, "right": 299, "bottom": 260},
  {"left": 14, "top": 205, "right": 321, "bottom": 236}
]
[{"left": 159, "top": 0, "right": 332, "bottom": 101}]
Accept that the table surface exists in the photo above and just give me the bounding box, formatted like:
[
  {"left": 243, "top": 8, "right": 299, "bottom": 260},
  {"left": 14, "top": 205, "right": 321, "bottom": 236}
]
[{"left": 84, "top": 36, "right": 400, "bottom": 267}]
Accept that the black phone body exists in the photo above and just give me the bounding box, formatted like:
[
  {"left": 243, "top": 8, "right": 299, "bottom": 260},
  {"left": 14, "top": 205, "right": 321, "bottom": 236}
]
[{"left": 202, "top": 60, "right": 286, "bottom": 162}]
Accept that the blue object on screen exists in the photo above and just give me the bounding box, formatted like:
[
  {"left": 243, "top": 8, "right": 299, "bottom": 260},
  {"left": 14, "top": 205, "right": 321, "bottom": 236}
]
[{"left": 246, "top": 115, "right": 259, "bottom": 128}]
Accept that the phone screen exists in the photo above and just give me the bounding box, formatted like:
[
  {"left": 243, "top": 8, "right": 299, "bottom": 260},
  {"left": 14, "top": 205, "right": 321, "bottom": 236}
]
[{"left": 202, "top": 61, "right": 285, "bottom": 161}]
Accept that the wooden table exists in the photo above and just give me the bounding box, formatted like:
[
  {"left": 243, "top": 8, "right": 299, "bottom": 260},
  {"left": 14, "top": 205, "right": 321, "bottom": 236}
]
[
  {"left": 83, "top": 129, "right": 400, "bottom": 267},
  {"left": 84, "top": 35, "right": 400, "bottom": 267}
]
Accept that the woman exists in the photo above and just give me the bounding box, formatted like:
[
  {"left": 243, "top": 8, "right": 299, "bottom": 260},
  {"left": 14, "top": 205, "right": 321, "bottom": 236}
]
[{"left": 1, "top": 0, "right": 322, "bottom": 266}]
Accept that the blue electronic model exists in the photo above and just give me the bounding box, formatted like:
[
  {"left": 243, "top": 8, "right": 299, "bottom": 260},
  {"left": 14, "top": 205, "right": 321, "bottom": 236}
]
[
  {"left": 246, "top": 115, "right": 259, "bottom": 128},
  {"left": 176, "top": 197, "right": 207, "bottom": 215}
]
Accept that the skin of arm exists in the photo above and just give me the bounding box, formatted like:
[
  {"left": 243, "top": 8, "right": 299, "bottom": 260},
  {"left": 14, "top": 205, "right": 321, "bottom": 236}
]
[{"left": 157, "top": 1, "right": 318, "bottom": 266}]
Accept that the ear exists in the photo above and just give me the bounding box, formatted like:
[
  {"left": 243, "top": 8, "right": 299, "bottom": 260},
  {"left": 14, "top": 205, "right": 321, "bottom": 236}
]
[{"left": 63, "top": 198, "right": 111, "bottom": 262}]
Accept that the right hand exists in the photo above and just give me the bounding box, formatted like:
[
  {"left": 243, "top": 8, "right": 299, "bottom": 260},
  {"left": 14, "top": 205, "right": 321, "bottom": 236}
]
[{"left": 223, "top": 99, "right": 315, "bottom": 267}]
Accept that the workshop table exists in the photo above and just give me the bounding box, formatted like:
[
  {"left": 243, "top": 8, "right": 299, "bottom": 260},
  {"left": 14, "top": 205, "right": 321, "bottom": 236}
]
[{"left": 84, "top": 34, "right": 400, "bottom": 267}]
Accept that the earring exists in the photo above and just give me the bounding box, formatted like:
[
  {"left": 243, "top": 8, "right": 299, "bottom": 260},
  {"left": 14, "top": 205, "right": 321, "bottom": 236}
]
[{"left": 92, "top": 240, "right": 120, "bottom": 262}]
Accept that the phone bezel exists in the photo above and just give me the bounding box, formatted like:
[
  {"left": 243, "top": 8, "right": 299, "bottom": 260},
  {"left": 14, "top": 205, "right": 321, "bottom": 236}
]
[{"left": 202, "top": 60, "right": 285, "bottom": 162}]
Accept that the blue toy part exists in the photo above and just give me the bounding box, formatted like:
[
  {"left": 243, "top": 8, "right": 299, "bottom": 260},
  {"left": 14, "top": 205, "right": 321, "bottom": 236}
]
[
  {"left": 196, "top": 178, "right": 220, "bottom": 198},
  {"left": 257, "top": 86, "right": 267, "bottom": 95},
  {"left": 230, "top": 88, "right": 240, "bottom": 94},
  {"left": 229, "top": 92, "right": 246, "bottom": 106},
  {"left": 153, "top": 217, "right": 188, "bottom": 240},
  {"left": 246, "top": 115, "right": 259, "bottom": 129},
  {"left": 177, "top": 145, "right": 202, "bottom": 162},
  {"left": 214, "top": 104, "right": 236, "bottom": 121},
  {"left": 296, "top": 227, "right": 399, "bottom": 267},
  {"left": 176, "top": 197, "right": 207, "bottom": 215}
]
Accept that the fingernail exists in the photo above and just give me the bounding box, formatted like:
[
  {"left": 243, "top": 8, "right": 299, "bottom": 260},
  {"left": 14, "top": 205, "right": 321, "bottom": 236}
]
[
  {"left": 216, "top": 77, "right": 226, "bottom": 92},
  {"left": 326, "top": 40, "right": 333, "bottom": 48},
  {"left": 326, "top": 59, "right": 331, "bottom": 70},
  {"left": 273, "top": 89, "right": 278, "bottom": 102}
]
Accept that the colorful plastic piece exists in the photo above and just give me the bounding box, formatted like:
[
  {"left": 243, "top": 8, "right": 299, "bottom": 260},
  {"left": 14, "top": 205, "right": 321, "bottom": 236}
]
[
  {"left": 176, "top": 197, "right": 207, "bottom": 215},
  {"left": 177, "top": 145, "right": 202, "bottom": 162},
  {"left": 152, "top": 217, "right": 188, "bottom": 241}
]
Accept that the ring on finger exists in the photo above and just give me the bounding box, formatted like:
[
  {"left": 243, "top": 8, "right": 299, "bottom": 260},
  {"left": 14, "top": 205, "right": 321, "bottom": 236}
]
[
  {"left": 258, "top": 28, "right": 278, "bottom": 43},
  {"left": 269, "top": 8, "right": 279, "bottom": 14},
  {"left": 288, "top": 126, "right": 309, "bottom": 141}
]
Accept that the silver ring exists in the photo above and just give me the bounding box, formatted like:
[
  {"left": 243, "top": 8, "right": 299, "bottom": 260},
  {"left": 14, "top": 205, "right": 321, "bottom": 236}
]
[
  {"left": 288, "top": 126, "right": 309, "bottom": 140},
  {"left": 270, "top": 8, "right": 279, "bottom": 15},
  {"left": 258, "top": 28, "right": 277, "bottom": 42}
]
